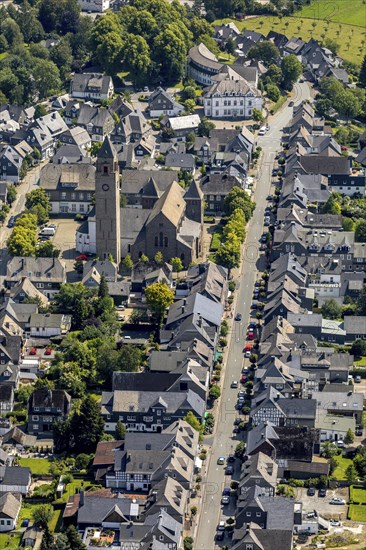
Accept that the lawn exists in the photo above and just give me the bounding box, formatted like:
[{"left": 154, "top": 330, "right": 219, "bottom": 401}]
[
  {"left": 297, "top": 0, "right": 366, "bottom": 27},
  {"left": 19, "top": 457, "right": 51, "bottom": 475},
  {"left": 348, "top": 504, "right": 366, "bottom": 522},
  {"left": 210, "top": 226, "right": 223, "bottom": 252},
  {"left": 0, "top": 533, "right": 22, "bottom": 548},
  {"left": 354, "top": 356, "right": 366, "bottom": 367},
  {"left": 350, "top": 486, "right": 366, "bottom": 504},
  {"left": 55, "top": 478, "right": 99, "bottom": 503},
  {"left": 213, "top": 15, "right": 366, "bottom": 65},
  {"left": 49, "top": 508, "right": 63, "bottom": 532},
  {"left": 333, "top": 455, "right": 353, "bottom": 480},
  {"left": 17, "top": 502, "right": 47, "bottom": 529}
]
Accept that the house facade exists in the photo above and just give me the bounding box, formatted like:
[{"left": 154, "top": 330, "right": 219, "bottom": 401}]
[
  {"left": 204, "top": 77, "right": 262, "bottom": 119},
  {"left": 28, "top": 389, "right": 71, "bottom": 436}
]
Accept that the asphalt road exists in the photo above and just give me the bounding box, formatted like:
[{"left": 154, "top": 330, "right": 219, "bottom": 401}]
[
  {"left": 0, "top": 163, "right": 42, "bottom": 278},
  {"left": 194, "top": 81, "right": 311, "bottom": 550}
]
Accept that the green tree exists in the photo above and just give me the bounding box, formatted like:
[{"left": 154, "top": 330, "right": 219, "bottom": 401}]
[
  {"left": 122, "top": 254, "right": 134, "bottom": 271},
  {"left": 54, "top": 533, "right": 71, "bottom": 550},
  {"left": 7, "top": 225, "right": 36, "bottom": 256},
  {"left": 322, "top": 194, "right": 341, "bottom": 215},
  {"left": 154, "top": 24, "right": 188, "bottom": 83},
  {"left": 35, "top": 241, "right": 60, "bottom": 258},
  {"left": 359, "top": 54, "right": 366, "bottom": 87},
  {"left": 248, "top": 41, "right": 280, "bottom": 65},
  {"left": 32, "top": 58, "right": 61, "bottom": 99},
  {"left": 75, "top": 453, "right": 91, "bottom": 470},
  {"left": 25, "top": 188, "right": 51, "bottom": 221},
  {"left": 122, "top": 34, "right": 151, "bottom": 85},
  {"left": 69, "top": 395, "right": 105, "bottom": 453},
  {"left": 115, "top": 420, "right": 126, "bottom": 440},
  {"left": 344, "top": 428, "right": 355, "bottom": 445},
  {"left": 184, "top": 411, "right": 203, "bottom": 435},
  {"left": 1, "top": 18, "right": 23, "bottom": 49},
  {"left": 198, "top": 117, "right": 215, "bottom": 137},
  {"left": 140, "top": 253, "right": 149, "bottom": 263},
  {"left": 154, "top": 251, "right": 164, "bottom": 264},
  {"left": 321, "top": 298, "right": 342, "bottom": 320},
  {"left": 345, "top": 464, "right": 358, "bottom": 483},
  {"left": 224, "top": 187, "right": 255, "bottom": 221},
  {"left": 209, "top": 384, "right": 221, "bottom": 400},
  {"left": 6, "top": 184, "right": 17, "bottom": 205},
  {"left": 281, "top": 54, "right": 302, "bottom": 90},
  {"left": 342, "top": 217, "right": 354, "bottom": 231},
  {"left": 65, "top": 525, "right": 87, "bottom": 550},
  {"left": 49, "top": 37, "right": 73, "bottom": 81},
  {"left": 40, "top": 526, "right": 54, "bottom": 550},
  {"left": 170, "top": 257, "right": 183, "bottom": 273},
  {"left": 32, "top": 504, "right": 53, "bottom": 528},
  {"left": 351, "top": 339, "right": 366, "bottom": 358},
  {"left": 267, "top": 64, "right": 282, "bottom": 85},
  {"left": 252, "top": 108, "right": 264, "bottom": 123},
  {"left": 38, "top": 0, "right": 80, "bottom": 34},
  {"left": 182, "top": 85, "right": 196, "bottom": 100},
  {"left": 266, "top": 83, "right": 280, "bottom": 102},
  {"left": 321, "top": 441, "right": 339, "bottom": 459},
  {"left": 334, "top": 90, "right": 361, "bottom": 121},
  {"left": 235, "top": 441, "right": 246, "bottom": 458},
  {"left": 145, "top": 281, "right": 174, "bottom": 325},
  {"left": 226, "top": 36, "right": 236, "bottom": 55},
  {"left": 355, "top": 220, "right": 366, "bottom": 242},
  {"left": 98, "top": 273, "right": 109, "bottom": 299},
  {"left": 184, "top": 98, "right": 196, "bottom": 113},
  {"left": 215, "top": 234, "right": 241, "bottom": 270}
]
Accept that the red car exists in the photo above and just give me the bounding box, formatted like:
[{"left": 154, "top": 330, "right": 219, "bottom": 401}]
[
  {"left": 244, "top": 343, "right": 253, "bottom": 351},
  {"left": 76, "top": 254, "right": 87, "bottom": 261},
  {"left": 45, "top": 348, "right": 52, "bottom": 356},
  {"left": 29, "top": 347, "right": 37, "bottom": 355},
  {"left": 241, "top": 375, "right": 247, "bottom": 384},
  {"left": 247, "top": 332, "right": 254, "bottom": 341}
]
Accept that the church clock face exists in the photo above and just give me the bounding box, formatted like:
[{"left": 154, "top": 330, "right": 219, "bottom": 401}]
[{"left": 102, "top": 183, "right": 110, "bottom": 192}]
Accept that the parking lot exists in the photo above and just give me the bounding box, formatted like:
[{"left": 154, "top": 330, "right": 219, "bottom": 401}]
[
  {"left": 295, "top": 487, "right": 349, "bottom": 519},
  {"left": 50, "top": 217, "right": 81, "bottom": 260}
]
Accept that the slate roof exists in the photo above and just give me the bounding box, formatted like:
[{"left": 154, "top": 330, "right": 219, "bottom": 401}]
[
  {"left": 0, "top": 466, "right": 31, "bottom": 487},
  {"left": 146, "top": 181, "right": 185, "bottom": 226},
  {"left": 0, "top": 492, "right": 21, "bottom": 519},
  {"left": 29, "top": 389, "right": 71, "bottom": 410},
  {"left": 188, "top": 43, "right": 223, "bottom": 70},
  {"left": 6, "top": 257, "right": 66, "bottom": 283},
  {"left": 1, "top": 426, "right": 37, "bottom": 447},
  {"left": 70, "top": 73, "right": 113, "bottom": 96},
  {"left": 165, "top": 293, "right": 223, "bottom": 328}
]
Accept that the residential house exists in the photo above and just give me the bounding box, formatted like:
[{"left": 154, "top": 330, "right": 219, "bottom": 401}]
[
  {"left": 164, "top": 115, "right": 201, "bottom": 141},
  {"left": 250, "top": 388, "right": 317, "bottom": 427},
  {"left": 187, "top": 43, "right": 223, "bottom": 86},
  {"left": 0, "top": 385, "right": 14, "bottom": 414},
  {"left": 101, "top": 389, "right": 205, "bottom": 434},
  {"left": 148, "top": 88, "right": 184, "bottom": 118},
  {"left": 58, "top": 126, "right": 91, "bottom": 151},
  {"left": 78, "top": 0, "right": 111, "bottom": 11},
  {"left": 28, "top": 389, "right": 71, "bottom": 436},
  {"left": 0, "top": 364, "right": 19, "bottom": 388},
  {"left": 310, "top": 389, "right": 363, "bottom": 424},
  {"left": 0, "top": 144, "right": 25, "bottom": 182},
  {"left": 203, "top": 75, "right": 262, "bottom": 119},
  {"left": 70, "top": 73, "right": 114, "bottom": 101},
  {"left": 0, "top": 466, "right": 31, "bottom": 495},
  {"left": 231, "top": 522, "right": 293, "bottom": 550},
  {"left": 28, "top": 313, "right": 71, "bottom": 338},
  {"left": 6, "top": 277, "right": 49, "bottom": 308},
  {"left": 35, "top": 112, "right": 68, "bottom": 141},
  {"left": 22, "top": 526, "right": 43, "bottom": 548},
  {"left": 344, "top": 316, "right": 366, "bottom": 342},
  {"left": 0, "top": 493, "right": 21, "bottom": 532},
  {"left": 5, "top": 257, "right": 66, "bottom": 299},
  {"left": 119, "top": 509, "right": 182, "bottom": 550},
  {"left": 40, "top": 162, "right": 95, "bottom": 215},
  {"left": 201, "top": 174, "right": 242, "bottom": 213},
  {"left": 246, "top": 423, "right": 318, "bottom": 461},
  {"left": 239, "top": 453, "right": 278, "bottom": 498},
  {"left": 1, "top": 426, "right": 37, "bottom": 450},
  {"left": 77, "top": 103, "right": 115, "bottom": 142},
  {"left": 176, "top": 261, "right": 228, "bottom": 305}
]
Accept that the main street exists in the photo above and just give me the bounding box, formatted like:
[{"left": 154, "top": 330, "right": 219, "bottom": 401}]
[{"left": 194, "top": 81, "right": 311, "bottom": 550}]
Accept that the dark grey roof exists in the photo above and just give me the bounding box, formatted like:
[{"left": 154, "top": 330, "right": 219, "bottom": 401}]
[
  {"left": 112, "top": 372, "right": 180, "bottom": 392},
  {"left": 165, "top": 153, "right": 195, "bottom": 170},
  {"left": 0, "top": 466, "right": 31, "bottom": 486},
  {"left": 124, "top": 432, "right": 176, "bottom": 451},
  {"left": 77, "top": 495, "right": 135, "bottom": 525}
]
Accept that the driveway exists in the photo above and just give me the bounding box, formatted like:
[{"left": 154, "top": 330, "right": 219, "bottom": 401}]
[
  {"left": 194, "top": 80, "right": 311, "bottom": 550},
  {"left": 295, "top": 487, "right": 349, "bottom": 520}
]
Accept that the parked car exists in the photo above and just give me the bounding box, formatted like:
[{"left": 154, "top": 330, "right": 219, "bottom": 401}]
[
  {"left": 29, "top": 347, "right": 37, "bottom": 355},
  {"left": 319, "top": 487, "right": 327, "bottom": 497},
  {"left": 354, "top": 375, "right": 361, "bottom": 383},
  {"left": 307, "top": 486, "right": 315, "bottom": 496},
  {"left": 261, "top": 233, "right": 267, "bottom": 243},
  {"left": 231, "top": 380, "right": 239, "bottom": 388},
  {"left": 330, "top": 497, "right": 346, "bottom": 505},
  {"left": 258, "top": 126, "right": 266, "bottom": 136},
  {"left": 44, "top": 348, "right": 52, "bottom": 356},
  {"left": 216, "top": 531, "right": 224, "bottom": 541},
  {"left": 235, "top": 313, "right": 242, "bottom": 321},
  {"left": 22, "top": 519, "right": 30, "bottom": 528},
  {"left": 330, "top": 520, "right": 341, "bottom": 526},
  {"left": 247, "top": 332, "right": 254, "bottom": 341},
  {"left": 356, "top": 427, "right": 363, "bottom": 436},
  {"left": 7, "top": 216, "right": 15, "bottom": 228},
  {"left": 242, "top": 365, "right": 249, "bottom": 373},
  {"left": 223, "top": 487, "right": 231, "bottom": 496},
  {"left": 227, "top": 455, "right": 235, "bottom": 463},
  {"left": 217, "top": 457, "right": 225, "bottom": 465},
  {"left": 225, "top": 465, "right": 234, "bottom": 475},
  {"left": 221, "top": 495, "right": 230, "bottom": 505},
  {"left": 244, "top": 350, "right": 251, "bottom": 358}
]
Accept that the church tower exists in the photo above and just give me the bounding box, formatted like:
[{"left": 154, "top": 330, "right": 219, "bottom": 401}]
[{"left": 95, "top": 136, "right": 121, "bottom": 264}]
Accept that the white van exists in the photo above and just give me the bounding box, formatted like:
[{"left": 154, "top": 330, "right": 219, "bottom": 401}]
[
  {"left": 40, "top": 227, "right": 56, "bottom": 236},
  {"left": 258, "top": 126, "right": 266, "bottom": 136}
]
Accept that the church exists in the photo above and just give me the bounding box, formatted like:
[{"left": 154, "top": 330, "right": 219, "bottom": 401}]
[{"left": 76, "top": 137, "right": 204, "bottom": 267}]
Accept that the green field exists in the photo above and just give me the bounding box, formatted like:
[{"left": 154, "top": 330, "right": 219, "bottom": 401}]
[
  {"left": 19, "top": 457, "right": 51, "bottom": 475},
  {"left": 297, "top": 0, "right": 366, "bottom": 27},
  {"left": 348, "top": 504, "right": 366, "bottom": 522},
  {"left": 333, "top": 455, "right": 353, "bottom": 480},
  {"left": 214, "top": 15, "right": 366, "bottom": 65},
  {"left": 350, "top": 486, "right": 366, "bottom": 504},
  {"left": 0, "top": 533, "right": 22, "bottom": 548}
]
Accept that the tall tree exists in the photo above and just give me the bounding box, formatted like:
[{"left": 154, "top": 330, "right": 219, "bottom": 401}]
[
  {"left": 98, "top": 273, "right": 109, "bottom": 299},
  {"left": 65, "top": 525, "right": 87, "bottom": 550},
  {"left": 248, "top": 41, "right": 280, "bottom": 65},
  {"left": 122, "top": 34, "right": 151, "bottom": 85},
  {"left": 145, "top": 281, "right": 174, "bottom": 325},
  {"left": 281, "top": 54, "right": 302, "bottom": 90},
  {"left": 68, "top": 396, "right": 105, "bottom": 453},
  {"left": 359, "top": 54, "right": 366, "bottom": 87}
]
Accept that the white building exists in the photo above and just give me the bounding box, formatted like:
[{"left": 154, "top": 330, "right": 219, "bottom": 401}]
[
  {"left": 187, "top": 43, "right": 223, "bottom": 86},
  {"left": 70, "top": 73, "right": 114, "bottom": 101},
  {"left": 0, "top": 493, "right": 21, "bottom": 532},
  {"left": 203, "top": 76, "right": 262, "bottom": 119},
  {"left": 77, "top": 0, "right": 111, "bottom": 12}
]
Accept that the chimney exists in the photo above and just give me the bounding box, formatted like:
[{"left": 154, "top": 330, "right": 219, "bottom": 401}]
[{"left": 80, "top": 489, "right": 84, "bottom": 506}]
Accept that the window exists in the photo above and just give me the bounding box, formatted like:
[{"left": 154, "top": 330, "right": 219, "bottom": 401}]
[
  {"left": 246, "top": 511, "right": 251, "bottom": 517},
  {"left": 71, "top": 204, "right": 76, "bottom": 212},
  {"left": 246, "top": 545, "right": 254, "bottom": 550},
  {"left": 61, "top": 192, "right": 66, "bottom": 199},
  {"left": 71, "top": 193, "right": 76, "bottom": 199},
  {"left": 79, "top": 204, "right": 84, "bottom": 212}
]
